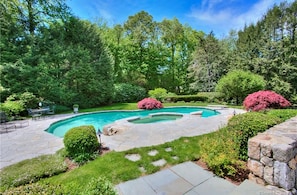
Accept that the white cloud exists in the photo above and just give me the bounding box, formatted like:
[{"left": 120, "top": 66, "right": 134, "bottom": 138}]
[
  {"left": 201, "top": 0, "right": 225, "bottom": 10},
  {"left": 188, "top": 0, "right": 290, "bottom": 35},
  {"left": 98, "top": 9, "right": 113, "bottom": 21}
]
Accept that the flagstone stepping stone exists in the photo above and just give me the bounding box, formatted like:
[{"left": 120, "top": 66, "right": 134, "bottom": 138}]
[
  {"left": 165, "top": 147, "right": 172, "bottom": 152},
  {"left": 148, "top": 150, "right": 158, "bottom": 156},
  {"left": 152, "top": 159, "right": 166, "bottom": 167},
  {"left": 125, "top": 154, "right": 141, "bottom": 162},
  {"left": 172, "top": 156, "right": 179, "bottom": 160},
  {"left": 139, "top": 166, "right": 146, "bottom": 173}
]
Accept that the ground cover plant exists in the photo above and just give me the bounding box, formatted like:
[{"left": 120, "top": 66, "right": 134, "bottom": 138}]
[{"left": 0, "top": 153, "right": 67, "bottom": 191}]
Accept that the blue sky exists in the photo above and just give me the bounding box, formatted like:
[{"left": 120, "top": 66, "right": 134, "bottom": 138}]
[{"left": 66, "top": 0, "right": 291, "bottom": 37}]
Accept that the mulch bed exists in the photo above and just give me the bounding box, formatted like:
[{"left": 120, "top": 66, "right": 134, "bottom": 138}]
[{"left": 195, "top": 159, "right": 249, "bottom": 185}]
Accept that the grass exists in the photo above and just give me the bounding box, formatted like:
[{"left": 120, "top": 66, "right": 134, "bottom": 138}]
[
  {"left": 0, "top": 153, "right": 67, "bottom": 191},
  {"left": 43, "top": 136, "right": 211, "bottom": 192},
  {"left": 1, "top": 104, "right": 296, "bottom": 194},
  {"left": 73, "top": 101, "right": 228, "bottom": 113}
]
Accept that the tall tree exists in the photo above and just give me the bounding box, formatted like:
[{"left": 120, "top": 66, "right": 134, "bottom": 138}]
[
  {"left": 235, "top": 1, "right": 297, "bottom": 99},
  {"left": 160, "top": 18, "right": 184, "bottom": 93},
  {"left": 188, "top": 32, "right": 225, "bottom": 92},
  {"left": 37, "top": 18, "right": 114, "bottom": 107},
  {"left": 123, "top": 11, "right": 156, "bottom": 87}
]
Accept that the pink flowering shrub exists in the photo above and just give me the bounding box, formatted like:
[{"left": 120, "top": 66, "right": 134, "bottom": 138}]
[
  {"left": 243, "top": 90, "right": 291, "bottom": 111},
  {"left": 137, "top": 98, "right": 163, "bottom": 110}
]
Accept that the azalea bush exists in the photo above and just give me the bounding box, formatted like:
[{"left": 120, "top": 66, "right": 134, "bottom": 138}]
[
  {"left": 243, "top": 90, "right": 291, "bottom": 111},
  {"left": 137, "top": 98, "right": 163, "bottom": 110}
]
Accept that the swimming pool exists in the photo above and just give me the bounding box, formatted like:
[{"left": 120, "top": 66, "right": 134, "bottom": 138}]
[
  {"left": 129, "top": 113, "right": 184, "bottom": 124},
  {"left": 46, "top": 107, "right": 219, "bottom": 137}
]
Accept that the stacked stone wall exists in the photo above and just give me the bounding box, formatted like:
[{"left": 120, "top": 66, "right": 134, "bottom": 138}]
[{"left": 248, "top": 116, "right": 297, "bottom": 195}]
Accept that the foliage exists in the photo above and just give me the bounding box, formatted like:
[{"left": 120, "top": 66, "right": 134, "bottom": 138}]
[
  {"left": 0, "top": 92, "right": 44, "bottom": 117},
  {"left": 1, "top": 1, "right": 297, "bottom": 107},
  {"left": 0, "top": 100, "right": 24, "bottom": 118},
  {"left": 0, "top": 154, "right": 67, "bottom": 189},
  {"left": 148, "top": 88, "right": 168, "bottom": 102},
  {"left": 266, "top": 109, "right": 297, "bottom": 122},
  {"left": 243, "top": 90, "right": 291, "bottom": 111},
  {"left": 82, "top": 177, "right": 117, "bottom": 195},
  {"left": 166, "top": 94, "right": 208, "bottom": 103},
  {"left": 54, "top": 105, "right": 71, "bottom": 114},
  {"left": 63, "top": 125, "right": 99, "bottom": 164},
  {"left": 188, "top": 32, "right": 226, "bottom": 92},
  {"left": 235, "top": 1, "right": 297, "bottom": 101},
  {"left": 1, "top": 12, "right": 114, "bottom": 108},
  {"left": 17, "top": 92, "right": 39, "bottom": 109},
  {"left": 227, "top": 112, "right": 281, "bottom": 160},
  {"left": 137, "top": 98, "right": 163, "bottom": 110},
  {"left": 199, "top": 127, "right": 240, "bottom": 177},
  {"left": 1, "top": 183, "right": 64, "bottom": 195},
  {"left": 113, "top": 83, "right": 146, "bottom": 103},
  {"left": 197, "top": 92, "right": 224, "bottom": 103},
  {"left": 215, "top": 70, "right": 265, "bottom": 105}
]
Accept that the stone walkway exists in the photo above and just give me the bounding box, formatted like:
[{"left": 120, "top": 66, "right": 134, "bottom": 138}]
[{"left": 116, "top": 161, "right": 272, "bottom": 195}]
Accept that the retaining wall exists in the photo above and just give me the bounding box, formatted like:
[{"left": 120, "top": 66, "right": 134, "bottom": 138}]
[{"left": 248, "top": 116, "right": 297, "bottom": 195}]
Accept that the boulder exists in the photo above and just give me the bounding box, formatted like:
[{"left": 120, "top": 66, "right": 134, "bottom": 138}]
[{"left": 103, "top": 124, "right": 128, "bottom": 136}]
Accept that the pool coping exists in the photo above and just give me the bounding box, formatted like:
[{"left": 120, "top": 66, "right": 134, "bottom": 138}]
[{"left": 45, "top": 106, "right": 219, "bottom": 136}]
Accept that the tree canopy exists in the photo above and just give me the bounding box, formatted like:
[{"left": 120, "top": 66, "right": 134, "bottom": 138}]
[
  {"left": 215, "top": 70, "right": 266, "bottom": 105},
  {"left": 1, "top": 0, "right": 296, "bottom": 107}
]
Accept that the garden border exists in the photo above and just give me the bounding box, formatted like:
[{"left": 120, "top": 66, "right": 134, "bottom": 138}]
[{"left": 248, "top": 116, "right": 297, "bottom": 194}]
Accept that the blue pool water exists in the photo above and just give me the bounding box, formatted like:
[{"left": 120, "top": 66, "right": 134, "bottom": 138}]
[{"left": 46, "top": 107, "right": 219, "bottom": 137}]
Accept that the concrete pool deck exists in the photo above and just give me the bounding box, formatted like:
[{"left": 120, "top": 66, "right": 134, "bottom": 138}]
[{"left": 0, "top": 107, "right": 245, "bottom": 169}]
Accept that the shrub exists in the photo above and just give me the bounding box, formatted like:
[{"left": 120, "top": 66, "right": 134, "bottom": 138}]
[
  {"left": 113, "top": 83, "right": 147, "bottom": 103},
  {"left": 148, "top": 88, "right": 168, "bottom": 102},
  {"left": 137, "top": 98, "right": 163, "bottom": 110},
  {"left": 82, "top": 177, "right": 117, "bottom": 195},
  {"left": 243, "top": 90, "right": 291, "bottom": 111},
  {"left": 54, "top": 105, "right": 71, "bottom": 113},
  {"left": 197, "top": 92, "right": 223, "bottom": 103},
  {"left": 216, "top": 70, "right": 265, "bottom": 105},
  {"left": 166, "top": 95, "right": 208, "bottom": 103},
  {"left": 63, "top": 125, "right": 99, "bottom": 164},
  {"left": 266, "top": 109, "right": 297, "bottom": 122},
  {"left": 227, "top": 112, "right": 281, "bottom": 160},
  {"left": 18, "top": 92, "right": 39, "bottom": 109},
  {"left": 0, "top": 154, "right": 67, "bottom": 189},
  {"left": 1, "top": 183, "right": 64, "bottom": 195},
  {"left": 199, "top": 127, "right": 239, "bottom": 177},
  {"left": 0, "top": 100, "right": 24, "bottom": 118}
]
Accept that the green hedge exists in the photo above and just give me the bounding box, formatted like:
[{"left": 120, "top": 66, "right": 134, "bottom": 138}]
[
  {"left": 227, "top": 112, "right": 281, "bottom": 160},
  {"left": 2, "top": 177, "right": 117, "bottom": 195},
  {"left": 1, "top": 183, "right": 64, "bottom": 195},
  {"left": 266, "top": 109, "right": 297, "bottom": 122},
  {"left": 64, "top": 125, "right": 99, "bottom": 164},
  {"left": 166, "top": 95, "right": 208, "bottom": 102},
  {"left": 113, "top": 83, "right": 147, "bottom": 103},
  {"left": 0, "top": 154, "right": 67, "bottom": 190},
  {"left": 197, "top": 92, "right": 223, "bottom": 103}
]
